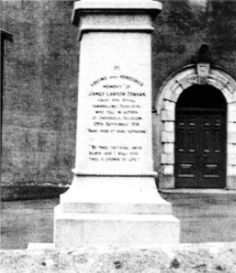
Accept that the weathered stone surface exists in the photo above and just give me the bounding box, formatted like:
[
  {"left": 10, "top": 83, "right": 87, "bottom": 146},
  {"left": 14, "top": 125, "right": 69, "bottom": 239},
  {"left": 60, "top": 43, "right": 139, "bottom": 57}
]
[
  {"left": 228, "top": 154, "right": 236, "bottom": 165},
  {"left": 227, "top": 176, "right": 236, "bottom": 190},
  {"left": 54, "top": 206, "right": 179, "bottom": 248},
  {"left": 228, "top": 144, "right": 236, "bottom": 154},
  {"left": 1, "top": 243, "right": 236, "bottom": 273},
  {"left": 163, "top": 121, "right": 174, "bottom": 133},
  {"left": 161, "top": 109, "right": 175, "bottom": 121},
  {"left": 2, "top": 0, "right": 236, "bottom": 195},
  {"left": 228, "top": 165, "right": 236, "bottom": 176},
  {"left": 228, "top": 133, "right": 236, "bottom": 144},
  {"left": 163, "top": 143, "right": 174, "bottom": 154},
  {"left": 161, "top": 154, "right": 174, "bottom": 165},
  {"left": 228, "top": 121, "right": 236, "bottom": 133},
  {"left": 163, "top": 165, "right": 174, "bottom": 176},
  {"left": 162, "top": 100, "right": 175, "bottom": 112},
  {"left": 53, "top": 0, "right": 180, "bottom": 248},
  {"left": 156, "top": 64, "right": 236, "bottom": 189},
  {"left": 228, "top": 110, "right": 236, "bottom": 122},
  {"left": 161, "top": 131, "right": 175, "bottom": 143}
]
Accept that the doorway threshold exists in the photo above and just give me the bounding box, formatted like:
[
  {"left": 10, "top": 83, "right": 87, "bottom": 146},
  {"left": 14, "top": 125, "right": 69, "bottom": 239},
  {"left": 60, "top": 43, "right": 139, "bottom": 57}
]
[{"left": 158, "top": 189, "right": 236, "bottom": 194}]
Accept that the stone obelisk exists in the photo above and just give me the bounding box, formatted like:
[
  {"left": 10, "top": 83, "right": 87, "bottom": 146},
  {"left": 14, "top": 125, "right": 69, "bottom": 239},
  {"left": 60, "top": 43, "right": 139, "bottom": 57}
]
[{"left": 54, "top": 0, "right": 180, "bottom": 248}]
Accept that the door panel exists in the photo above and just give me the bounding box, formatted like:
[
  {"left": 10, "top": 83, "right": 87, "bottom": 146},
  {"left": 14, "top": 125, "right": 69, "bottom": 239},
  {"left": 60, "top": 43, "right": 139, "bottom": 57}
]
[
  {"left": 175, "top": 111, "right": 226, "bottom": 188},
  {"left": 199, "top": 113, "right": 226, "bottom": 188},
  {"left": 175, "top": 114, "right": 199, "bottom": 188}
]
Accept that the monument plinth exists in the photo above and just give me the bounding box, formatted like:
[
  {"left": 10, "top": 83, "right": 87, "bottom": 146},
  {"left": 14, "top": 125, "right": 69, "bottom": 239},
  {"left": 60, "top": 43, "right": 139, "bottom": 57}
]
[{"left": 54, "top": 0, "right": 180, "bottom": 248}]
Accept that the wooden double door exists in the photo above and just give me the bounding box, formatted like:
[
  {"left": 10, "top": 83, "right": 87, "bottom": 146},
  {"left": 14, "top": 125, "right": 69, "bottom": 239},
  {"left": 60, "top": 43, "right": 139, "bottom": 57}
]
[{"left": 175, "top": 110, "right": 226, "bottom": 188}]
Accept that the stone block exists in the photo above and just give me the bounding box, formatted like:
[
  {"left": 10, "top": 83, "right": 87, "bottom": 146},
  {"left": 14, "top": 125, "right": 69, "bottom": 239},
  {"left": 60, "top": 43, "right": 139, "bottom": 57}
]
[
  {"left": 59, "top": 176, "right": 169, "bottom": 212},
  {"left": 226, "top": 176, "right": 236, "bottom": 189},
  {"left": 228, "top": 132, "right": 236, "bottom": 144},
  {"left": 222, "top": 86, "right": 236, "bottom": 103},
  {"left": 161, "top": 131, "right": 175, "bottom": 143},
  {"left": 163, "top": 143, "right": 174, "bottom": 154},
  {"left": 228, "top": 153, "right": 236, "bottom": 165},
  {"left": 207, "top": 78, "right": 224, "bottom": 91},
  {"left": 161, "top": 109, "right": 175, "bottom": 122},
  {"left": 176, "top": 78, "right": 192, "bottom": 90},
  {"left": 162, "top": 100, "right": 175, "bottom": 112},
  {"left": 163, "top": 165, "right": 174, "bottom": 175},
  {"left": 163, "top": 121, "right": 174, "bottom": 132},
  {"left": 227, "top": 80, "right": 236, "bottom": 98},
  {"left": 54, "top": 205, "right": 180, "bottom": 248},
  {"left": 166, "top": 92, "right": 178, "bottom": 103},
  {"left": 228, "top": 144, "right": 236, "bottom": 154},
  {"left": 223, "top": 90, "right": 235, "bottom": 104},
  {"left": 188, "top": 74, "right": 198, "bottom": 85},
  {"left": 228, "top": 102, "right": 236, "bottom": 112},
  {"left": 170, "top": 87, "right": 183, "bottom": 103},
  {"left": 163, "top": 81, "right": 183, "bottom": 103},
  {"left": 59, "top": 177, "right": 173, "bottom": 215},
  {"left": 161, "top": 154, "right": 174, "bottom": 164},
  {"left": 163, "top": 80, "right": 178, "bottom": 100},
  {"left": 158, "top": 174, "right": 175, "bottom": 189},
  {"left": 228, "top": 122, "right": 236, "bottom": 133},
  {"left": 228, "top": 165, "right": 236, "bottom": 176},
  {"left": 55, "top": 174, "right": 180, "bottom": 246}
]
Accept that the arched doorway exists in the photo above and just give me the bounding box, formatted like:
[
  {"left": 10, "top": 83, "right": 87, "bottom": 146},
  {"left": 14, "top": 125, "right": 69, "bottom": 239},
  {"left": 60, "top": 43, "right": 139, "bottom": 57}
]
[
  {"left": 155, "top": 64, "right": 236, "bottom": 189},
  {"left": 175, "top": 85, "right": 227, "bottom": 188}
]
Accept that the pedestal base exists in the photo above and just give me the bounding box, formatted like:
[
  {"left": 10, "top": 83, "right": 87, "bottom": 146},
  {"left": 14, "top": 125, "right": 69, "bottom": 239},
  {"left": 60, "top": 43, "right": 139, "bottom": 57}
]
[
  {"left": 54, "top": 175, "right": 180, "bottom": 248},
  {"left": 54, "top": 205, "right": 179, "bottom": 248}
]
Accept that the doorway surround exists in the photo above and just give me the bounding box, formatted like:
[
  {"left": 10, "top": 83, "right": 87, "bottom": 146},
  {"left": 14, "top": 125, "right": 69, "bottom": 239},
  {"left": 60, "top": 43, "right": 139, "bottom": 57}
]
[{"left": 155, "top": 64, "right": 236, "bottom": 189}]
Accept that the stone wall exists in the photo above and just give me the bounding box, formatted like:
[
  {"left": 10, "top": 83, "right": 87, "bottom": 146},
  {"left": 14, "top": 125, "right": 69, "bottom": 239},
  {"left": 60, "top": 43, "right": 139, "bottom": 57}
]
[
  {"left": 2, "top": 0, "right": 78, "bottom": 188},
  {"left": 2, "top": 0, "right": 236, "bottom": 192},
  {"left": 1, "top": 243, "right": 236, "bottom": 273},
  {"left": 152, "top": 0, "right": 236, "bottom": 188}
]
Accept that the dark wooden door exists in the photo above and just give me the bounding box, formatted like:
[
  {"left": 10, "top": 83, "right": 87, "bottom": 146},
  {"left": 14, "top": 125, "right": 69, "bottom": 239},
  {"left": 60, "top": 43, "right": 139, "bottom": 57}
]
[{"left": 175, "top": 110, "right": 226, "bottom": 188}]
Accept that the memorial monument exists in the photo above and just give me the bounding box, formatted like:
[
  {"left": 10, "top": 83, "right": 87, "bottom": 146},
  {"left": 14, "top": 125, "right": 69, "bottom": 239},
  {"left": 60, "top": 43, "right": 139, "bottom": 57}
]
[{"left": 54, "top": 0, "right": 180, "bottom": 248}]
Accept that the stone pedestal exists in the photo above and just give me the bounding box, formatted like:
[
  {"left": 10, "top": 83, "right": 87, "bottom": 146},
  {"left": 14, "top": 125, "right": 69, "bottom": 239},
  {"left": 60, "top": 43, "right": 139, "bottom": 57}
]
[{"left": 54, "top": 0, "right": 180, "bottom": 248}]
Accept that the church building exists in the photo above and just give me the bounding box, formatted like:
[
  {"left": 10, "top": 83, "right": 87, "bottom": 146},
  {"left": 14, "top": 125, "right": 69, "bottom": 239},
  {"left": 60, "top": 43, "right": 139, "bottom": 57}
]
[{"left": 1, "top": 0, "right": 236, "bottom": 199}]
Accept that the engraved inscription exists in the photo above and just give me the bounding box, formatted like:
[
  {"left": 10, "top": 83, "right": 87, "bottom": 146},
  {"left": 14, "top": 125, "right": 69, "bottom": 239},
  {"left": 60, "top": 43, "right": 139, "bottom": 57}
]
[{"left": 86, "top": 72, "right": 147, "bottom": 164}]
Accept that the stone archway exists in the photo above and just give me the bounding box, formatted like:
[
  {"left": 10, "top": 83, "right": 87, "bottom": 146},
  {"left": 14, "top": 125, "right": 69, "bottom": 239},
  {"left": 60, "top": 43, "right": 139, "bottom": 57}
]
[{"left": 155, "top": 64, "right": 236, "bottom": 189}]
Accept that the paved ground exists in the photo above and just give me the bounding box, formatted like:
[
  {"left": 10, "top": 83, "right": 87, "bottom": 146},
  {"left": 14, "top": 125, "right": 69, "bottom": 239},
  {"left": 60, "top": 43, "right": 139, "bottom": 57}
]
[{"left": 1, "top": 190, "right": 236, "bottom": 249}]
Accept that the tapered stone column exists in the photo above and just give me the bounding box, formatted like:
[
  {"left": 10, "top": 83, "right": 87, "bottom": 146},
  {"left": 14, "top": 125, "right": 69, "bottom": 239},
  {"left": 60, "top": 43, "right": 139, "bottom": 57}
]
[{"left": 54, "top": 0, "right": 180, "bottom": 248}]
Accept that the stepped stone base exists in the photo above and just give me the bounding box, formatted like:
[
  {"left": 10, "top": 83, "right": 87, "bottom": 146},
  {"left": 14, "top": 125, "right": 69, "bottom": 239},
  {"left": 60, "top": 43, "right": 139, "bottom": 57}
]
[
  {"left": 53, "top": 176, "right": 180, "bottom": 248},
  {"left": 54, "top": 206, "right": 179, "bottom": 248}
]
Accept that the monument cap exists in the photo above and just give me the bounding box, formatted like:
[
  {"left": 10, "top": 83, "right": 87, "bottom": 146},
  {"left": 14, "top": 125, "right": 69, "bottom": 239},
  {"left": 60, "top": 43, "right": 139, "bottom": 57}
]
[{"left": 72, "top": 0, "right": 163, "bottom": 26}]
